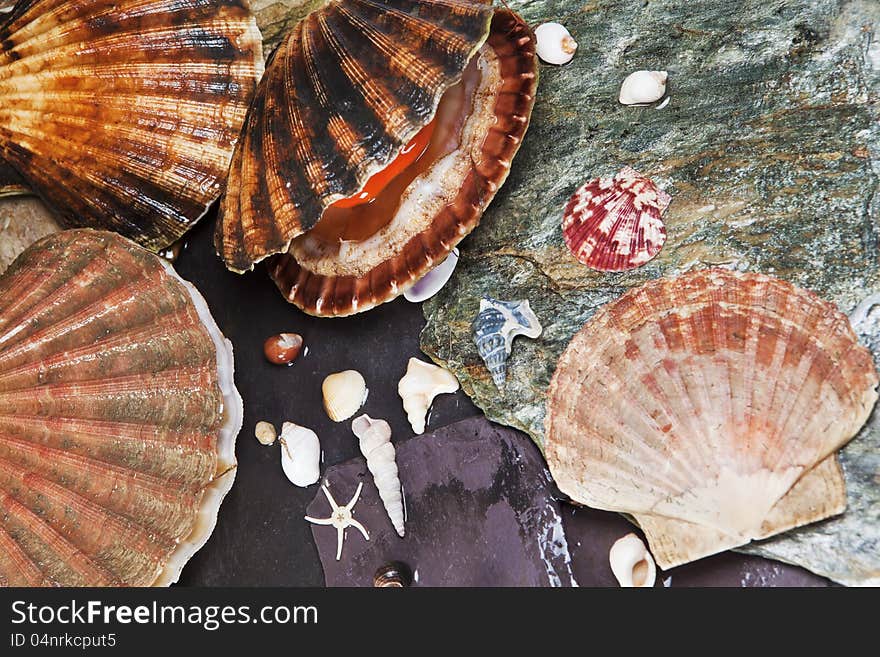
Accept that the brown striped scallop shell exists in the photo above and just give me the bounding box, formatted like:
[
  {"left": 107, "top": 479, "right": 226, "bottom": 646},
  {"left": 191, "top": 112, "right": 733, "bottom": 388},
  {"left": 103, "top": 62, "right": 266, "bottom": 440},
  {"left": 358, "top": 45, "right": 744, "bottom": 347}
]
[
  {"left": 0, "top": 0, "right": 264, "bottom": 252},
  {"left": 216, "top": 1, "right": 538, "bottom": 316},
  {"left": 0, "top": 230, "right": 242, "bottom": 586},
  {"left": 545, "top": 269, "right": 879, "bottom": 569}
]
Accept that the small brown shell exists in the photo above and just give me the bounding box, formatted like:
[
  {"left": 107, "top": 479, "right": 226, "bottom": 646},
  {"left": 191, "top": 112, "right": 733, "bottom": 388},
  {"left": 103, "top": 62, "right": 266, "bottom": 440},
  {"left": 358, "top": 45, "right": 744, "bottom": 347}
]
[
  {"left": 0, "top": 229, "right": 242, "bottom": 586},
  {"left": 266, "top": 8, "right": 538, "bottom": 316},
  {"left": 216, "top": 0, "right": 497, "bottom": 274},
  {"left": 373, "top": 562, "right": 411, "bottom": 587},
  {"left": 263, "top": 332, "right": 303, "bottom": 365},
  {"left": 545, "top": 269, "right": 879, "bottom": 569},
  {"left": 0, "top": 0, "right": 264, "bottom": 252}
]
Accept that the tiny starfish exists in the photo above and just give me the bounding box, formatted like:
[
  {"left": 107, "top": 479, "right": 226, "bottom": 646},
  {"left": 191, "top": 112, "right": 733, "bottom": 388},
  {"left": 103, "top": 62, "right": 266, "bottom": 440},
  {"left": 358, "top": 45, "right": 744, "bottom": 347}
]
[{"left": 305, "top": 482, "right": 370, "bottom": 560}]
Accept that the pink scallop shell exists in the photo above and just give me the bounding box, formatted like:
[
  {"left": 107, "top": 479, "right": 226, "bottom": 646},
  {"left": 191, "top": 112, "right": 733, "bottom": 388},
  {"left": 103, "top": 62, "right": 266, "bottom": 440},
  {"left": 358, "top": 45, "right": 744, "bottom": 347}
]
[{"left": 562, "top": 167, "right": 671, "bottom": 272}]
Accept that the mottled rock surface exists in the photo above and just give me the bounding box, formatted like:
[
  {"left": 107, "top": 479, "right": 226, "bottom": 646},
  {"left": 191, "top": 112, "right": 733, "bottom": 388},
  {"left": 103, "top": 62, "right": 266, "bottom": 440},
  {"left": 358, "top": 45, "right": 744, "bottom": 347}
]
[
  {"left": 307, "top": 417, "right": 576, "bottom": 586},
  {"left": 250, "top": 0, "right": 325, "bottom": 55},
  {"left": 0, "top": 197, "right": 61, "bottom": 273},
  {"left": 421, "top": 0, "right": 880, "bottom": 585}
]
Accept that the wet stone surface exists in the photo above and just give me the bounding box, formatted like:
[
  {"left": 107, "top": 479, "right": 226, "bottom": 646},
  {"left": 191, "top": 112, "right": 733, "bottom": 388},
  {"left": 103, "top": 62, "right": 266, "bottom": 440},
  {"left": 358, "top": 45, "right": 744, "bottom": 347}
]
[
  {"left": 421, "top": 0, "right": 880, "bottom": 585},
  {"left": 307, "top": 417, "right": 577, "bottom": 587}
]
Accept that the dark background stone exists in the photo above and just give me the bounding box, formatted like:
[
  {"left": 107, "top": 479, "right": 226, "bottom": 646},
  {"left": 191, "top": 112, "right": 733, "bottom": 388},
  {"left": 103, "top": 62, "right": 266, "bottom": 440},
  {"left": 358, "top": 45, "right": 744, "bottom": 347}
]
[
  {"left": 307, "top": 418, "right": 577, "bottom": 587},
  {"left": 172, "top": 217, "right": 829, "bottom": 587}
]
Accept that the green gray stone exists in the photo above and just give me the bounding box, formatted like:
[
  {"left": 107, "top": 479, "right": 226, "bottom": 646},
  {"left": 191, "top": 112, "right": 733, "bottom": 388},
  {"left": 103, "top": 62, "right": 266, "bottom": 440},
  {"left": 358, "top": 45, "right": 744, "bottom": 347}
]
[{"left": 420, "top": 0, "right": 880, "bottom": 585}]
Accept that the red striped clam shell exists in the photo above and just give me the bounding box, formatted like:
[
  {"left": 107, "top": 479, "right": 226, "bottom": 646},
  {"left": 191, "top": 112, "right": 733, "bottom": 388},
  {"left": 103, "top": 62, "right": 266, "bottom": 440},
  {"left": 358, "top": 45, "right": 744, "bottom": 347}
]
[
  {"left": 0, "top": 230, "right": 242, "bottom": 586},
  {"left": 562, "top": 167, "right": 671, "bottom": 272}
]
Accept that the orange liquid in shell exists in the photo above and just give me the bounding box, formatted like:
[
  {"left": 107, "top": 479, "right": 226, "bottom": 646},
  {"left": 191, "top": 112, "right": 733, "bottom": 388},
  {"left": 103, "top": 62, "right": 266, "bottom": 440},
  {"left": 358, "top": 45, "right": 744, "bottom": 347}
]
[
  {"left": 329, "top": 120, "right": 437, "bottom": 210},
  {"left": 309, "top": 55, "right": 480, "bottom": 245}
]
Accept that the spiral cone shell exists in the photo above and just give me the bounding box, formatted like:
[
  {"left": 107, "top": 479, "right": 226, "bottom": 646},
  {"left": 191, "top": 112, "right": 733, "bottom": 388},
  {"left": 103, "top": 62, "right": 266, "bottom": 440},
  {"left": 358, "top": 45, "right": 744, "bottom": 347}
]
[{"left": 352, "top": 414, "right": 404, "bottom": 537}]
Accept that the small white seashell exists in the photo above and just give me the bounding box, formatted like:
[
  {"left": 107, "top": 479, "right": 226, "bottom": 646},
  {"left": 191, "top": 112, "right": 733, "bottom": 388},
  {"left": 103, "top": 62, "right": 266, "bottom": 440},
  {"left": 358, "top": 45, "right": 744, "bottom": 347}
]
[
  {"left": 351, "top": 414, "right": 405, "bottom": 537},
  {"left": 254, "top": 421, "right": 277, "bottom": 446},
  {"left": 398, "top": 358, "right": 460, "bottom": 434},
  {"left": 609, "top": 533, "right": 656, "bottom": 587},
  {"left": 322, "top": 370, "right": 368, "bottom": 422},
  {"left": 279, "top": 422, "right": 321, "bottom": 487},
  {"left": 404, "top": 249, "right": 459, "bottom": 303},
  {"left": 535, "top": 22, "right": 578, "bottom": 65},
  {"left": 618, "top": 70, "right": 668, "bottom": 105}
]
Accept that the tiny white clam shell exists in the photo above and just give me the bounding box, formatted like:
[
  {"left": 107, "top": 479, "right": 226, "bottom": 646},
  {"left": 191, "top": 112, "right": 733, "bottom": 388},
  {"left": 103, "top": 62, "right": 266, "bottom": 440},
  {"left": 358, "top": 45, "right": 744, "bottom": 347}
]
[
  {"left": 352, "top": 415, "right": 405, "bottom": 537},
  {"left": 279, "top": 422, "right": 321, "bottom": 488},
  {"left": 322, "top": 370, "right": 368, "bottom": 422},
  {"left": 618, "top": 70, "right": 668, "bottom": 105},
  {"left": 404, "top": 249, "right": 459, "bottom": 303},
  {"left": 609, "top": 533, "right": 656, "bottom": 587},
  {"left": 398, "top": 358, "right": 460, "bottom": 434},
  {"left": 535, "top": 22, "right": 578, "bottom": 65}
]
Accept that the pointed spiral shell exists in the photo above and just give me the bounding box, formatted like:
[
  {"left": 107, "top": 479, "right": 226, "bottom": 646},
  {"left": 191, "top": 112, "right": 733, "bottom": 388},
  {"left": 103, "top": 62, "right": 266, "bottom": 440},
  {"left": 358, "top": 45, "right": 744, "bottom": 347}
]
[{"left": 352, "top": 414, "right": 405, "bottom": 537}]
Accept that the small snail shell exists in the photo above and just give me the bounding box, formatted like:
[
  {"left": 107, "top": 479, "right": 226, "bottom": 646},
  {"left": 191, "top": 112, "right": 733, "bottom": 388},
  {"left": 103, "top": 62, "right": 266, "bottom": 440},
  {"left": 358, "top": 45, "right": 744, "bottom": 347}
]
[
  {"left": 618, "top": 70, "right": 668, "bottom": 105},
  {"left": 535, "top": 22, "right": 578, "bottom": 65},
  {"left": 373, "top": 562, "right": 412, "bottom": 587},
  {"left": 322, "top": 370, "right": 368, "bottom": 422},
  {"left": 609, "top": 533, "right": 656, "bottom": 587}
]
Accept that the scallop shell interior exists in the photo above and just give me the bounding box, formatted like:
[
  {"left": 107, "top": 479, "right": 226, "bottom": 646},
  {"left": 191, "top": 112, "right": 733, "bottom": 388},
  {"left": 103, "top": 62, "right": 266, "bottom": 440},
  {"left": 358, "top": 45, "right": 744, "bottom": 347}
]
[
  {"left": 0, "top": 0, "right": 264, "bottom": 252},
  {"left": 217, "top": 0, "right": 496, "bottom": 273},
  {"left": 0, "top": 230, "right": 242, "bottom": 586},
  {"left": 218, "top": 1, "right": 538, "bottom": 317},
  {"left": 545, "top": 269, "right": 879, "bottom": 569}
]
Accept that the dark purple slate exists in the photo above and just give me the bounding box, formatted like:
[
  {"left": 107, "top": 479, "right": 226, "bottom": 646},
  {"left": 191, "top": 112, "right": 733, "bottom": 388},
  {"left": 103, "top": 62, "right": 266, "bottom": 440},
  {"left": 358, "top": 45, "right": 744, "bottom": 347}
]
[{"left": 306, "top": 417, "right": 576, "bottom": 587}]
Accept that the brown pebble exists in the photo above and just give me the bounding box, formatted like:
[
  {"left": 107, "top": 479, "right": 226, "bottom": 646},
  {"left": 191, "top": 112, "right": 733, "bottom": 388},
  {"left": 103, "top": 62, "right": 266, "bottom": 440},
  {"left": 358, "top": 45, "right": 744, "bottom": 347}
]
[{"left": 264, "top": 333, "right": 303, "bottom": 365}]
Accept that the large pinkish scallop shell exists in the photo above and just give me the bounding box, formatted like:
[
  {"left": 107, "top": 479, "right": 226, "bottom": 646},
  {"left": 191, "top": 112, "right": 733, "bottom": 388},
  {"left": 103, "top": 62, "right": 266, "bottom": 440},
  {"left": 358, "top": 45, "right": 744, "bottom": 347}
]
[
  {"left": 562, "top": 167, "right": 671, "bottom": 272},
  {"left": 546, "top": 269, "right": 879, "bottom": 569},
  {"left": 0, "top": 230, "right": 242, "bottom": 586}
]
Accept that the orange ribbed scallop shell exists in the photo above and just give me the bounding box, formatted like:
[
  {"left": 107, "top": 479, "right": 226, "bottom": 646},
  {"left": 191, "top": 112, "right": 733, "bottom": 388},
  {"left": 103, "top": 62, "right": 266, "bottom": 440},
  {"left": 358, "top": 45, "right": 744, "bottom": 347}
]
[
  {"left": 0, "top": 230, "right": 242, "bottom": 586},
  {"left": 545, "top": 269, "right": 879, "bottom": 569},
  {"left": 216, "top": 1, "right": 538, "bottom": 316},
  {"left": 0, "top": 0, "right": 264, "bottom": 252}
]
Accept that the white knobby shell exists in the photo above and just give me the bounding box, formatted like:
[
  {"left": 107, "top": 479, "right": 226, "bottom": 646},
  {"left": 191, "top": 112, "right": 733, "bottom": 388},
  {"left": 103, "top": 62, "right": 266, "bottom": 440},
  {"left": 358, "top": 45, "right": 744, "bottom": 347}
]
[
  {"left": 351, "top": 415, "right": 405, "bottom": 537},
  {"left": 618, "top": 70, "right": 668, "bottom": 105},
  {"left": 255, "top": 421, "right": 277, "bottom": 446},
  {"left": 398, "top": 358, "right": 460, "bottom": 434},
  {"left": 279, "top": 422, "right": 321, "bottom": 488},
  {"left": 322, "top": 370, "right": 368, "bottom": 422},
  {"left": 609, "top": 533, "right": 656, "bottom": 588},
  {"left": 404, "top": 249, "right": 459, "bottom": 303},
  {"left": 535, "top": 22, "right": 578, "bottom": 65}
]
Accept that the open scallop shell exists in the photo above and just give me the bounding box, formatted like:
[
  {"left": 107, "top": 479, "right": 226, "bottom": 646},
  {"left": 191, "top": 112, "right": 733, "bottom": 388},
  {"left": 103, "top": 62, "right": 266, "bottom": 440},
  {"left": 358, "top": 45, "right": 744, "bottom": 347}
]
[
  {"left": 562, "top": 167, "right": 670, "bottom": 272},
  {"left": 545, "top": 269, "right": 879, "bottom": 569},
  {"left": 0, "top": 229, "right": 242, "bottom": 586},
  {"left": 217, "top": 1, "right": 538, "bottom": 316},
  {"left": 0, "top": 0, "right": 264, "bottom": 252}
]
